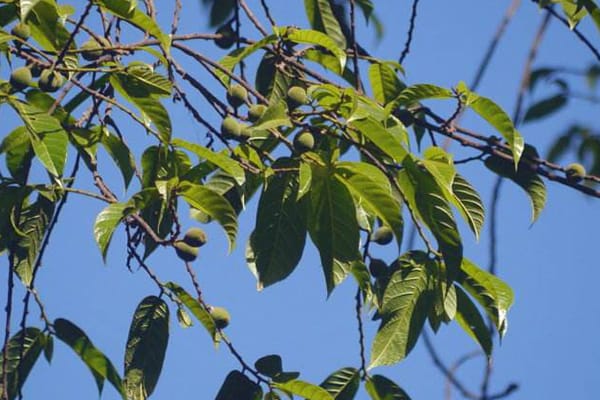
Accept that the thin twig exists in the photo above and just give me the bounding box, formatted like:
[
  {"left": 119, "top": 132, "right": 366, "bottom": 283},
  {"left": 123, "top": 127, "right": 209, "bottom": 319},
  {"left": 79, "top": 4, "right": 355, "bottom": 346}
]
[
  {"left": 260, "top": 0, "right": 277, "bottom": 27},
  {"left": 399, "top": 0, "right": 420, "bottom": 65},
  {"left": 54, "top": 0, "right": 94, "bottom": 69},
  {"left": 239, "top": 0, "right": 268, "bottom": 36},
  {"left": 349, "top": 0, "right": 363, "bottom": 93},
  {"left": 2, "top": 259, "right": 15, "bottom": 400}
]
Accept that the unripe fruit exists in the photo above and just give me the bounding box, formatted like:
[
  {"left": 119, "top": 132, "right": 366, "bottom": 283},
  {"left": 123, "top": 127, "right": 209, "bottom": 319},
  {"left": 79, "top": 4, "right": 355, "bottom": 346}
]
[
  {"left": 38, "top": 69, "right": 64, "bottom": 92},
  {"left": 247, "top": 104, "right": 267, "bottom": 122},
  {"left": 11, "top": 22, "right": 30, "bottom": 41},
  {"left": 226, "top": 84, "right": 247, "bottom": 108},
  {"left": 293, "top": 131, "right": 315, "bottom": 153},
  {"left": 287, "top": 86, "right": 309, "bottom": 109},
  {"left": 10, "top": 67, "right": 32, "bottom": 91},
  {"left": 369, "top": 258, "right": 387, "bottom": 278},
  {"left": 371, "top": 226, "right": 394, "bottom": 245},
  {"left": 221, "top": 116, "right": 242, "bottom": 139},
  {"left": 565, "top": 163, "right": 586, "bottom": 183},
  {"left": 80, "top": 39, "right": 105, "bottom": 61},
  {"left": 182, "top": 227, "right": 207, "bottom": 248},
  {"left": 174, "top": 241, "right": 198, "bottom": 262},
  {"left": 210, "top": 306, "right": 231, "bottom": 329},
  {"left": 215, "top": 23, "right": 236, "bottom": 49}
]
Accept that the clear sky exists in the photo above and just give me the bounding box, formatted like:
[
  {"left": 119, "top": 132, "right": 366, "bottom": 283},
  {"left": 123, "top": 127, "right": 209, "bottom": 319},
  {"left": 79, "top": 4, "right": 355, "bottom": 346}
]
[{"left": 4, "top": 1, "right": 599, "bottom": 399}]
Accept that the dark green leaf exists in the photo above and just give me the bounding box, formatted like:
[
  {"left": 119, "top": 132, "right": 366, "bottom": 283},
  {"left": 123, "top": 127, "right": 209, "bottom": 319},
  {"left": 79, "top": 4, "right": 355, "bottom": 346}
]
[
  {"left": 365, "top": 375, "right": 411, "bottom": 400},
  {"left": 523, "top": 94, "right": 568, "bottom": 123},
  {"left": 304, "top": 0, "right": 347, "bottom": 49},
  {"left": 101, "top": 132, "right": 136, "bottom": 189},
  {"left": 454, "top": 285, "right": 492, "bottom": 356},
  {"left": 215, "top": 370, "right": 263, "bottom": 400},
  {"left": 254, "top": 355, "right": 283, "bottom": 378},
  {"left": 124, "top": 296, "right": 170, "bottom": 399},
  {"left": 0, "top": 126, "right": 32, "bottom": 184},
  {"left": 458, "top": 258, "right": 514, "bottom": 338},
  {"left": 54, "top": 318, "right": 124, "bottom": 398},
  {"left": 308, "top": 161, "right": 361, "bottom": 294},
  {"left": 320, "top": 367, "right": 359, "bottom": 400},
  {"left": 451, "top": 174, "right": 485, "bottom": 241},
  {"left": 178, "top": 182, "right": 238, "bottom": 251},
  {"left": 0, "top": 328, "right": 45, "bottom": 400},
  {"left": 247, "top": 162, "right": 308, "bottom": 289}
]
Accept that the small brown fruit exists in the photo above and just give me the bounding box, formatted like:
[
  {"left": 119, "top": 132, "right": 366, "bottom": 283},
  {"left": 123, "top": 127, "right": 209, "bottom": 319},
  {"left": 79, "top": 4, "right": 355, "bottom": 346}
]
[
  {"left": 293, "top": 131, "right": 315, "bottom": 153},
  {"left": 369, "top": 258, "right": 388, "bottom": 278},
  {"left": 183, "top": 228, "right": 207, "bottom": 248},
  {"left": 210, "top": 306, "right": 231, "bottom": 329},
  {"left": 248, "top": 104, "right": 267, "bottom": 122},
  {"left": 174, "top": 241, "right": 198, "bottom": 262},
  {"left": 221, "top": 116, "right": 242, "bottom": 139},
  {"left": 565, "top": 163, "right": 586, "bottom": 183},
  {"left": 11, "top": 23, "right": 30, "bottom": 41},
  {"left": 287, "top": 86, "right": 309, "bottom": 109},
  {"left": 38, "top": 69, "right": 64, "bottom": 92},
  {"left": 371, "top": 226, "right": 394, "bottom": 245},
  {"left": 226, "top": 84, "right": 247, "bottom": 108},
  {"left": 215, "top": 23, "right": 236, "bottom": 49},
  {"left": 10, "top": 67, "right": 32, "bottom": 91}
]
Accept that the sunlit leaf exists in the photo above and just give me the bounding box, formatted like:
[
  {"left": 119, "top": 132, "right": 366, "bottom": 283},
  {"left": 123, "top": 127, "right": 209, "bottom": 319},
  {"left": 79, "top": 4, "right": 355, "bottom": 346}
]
[{"left": 320, "top": 367, "right": 359, "bottom": 400}]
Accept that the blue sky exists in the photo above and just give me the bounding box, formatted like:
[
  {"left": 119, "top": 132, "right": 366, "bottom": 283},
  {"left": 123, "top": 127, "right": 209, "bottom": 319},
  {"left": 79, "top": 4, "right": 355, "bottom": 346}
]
[{"left": 3, "top": 1, "right": 599, "bottom": 399}]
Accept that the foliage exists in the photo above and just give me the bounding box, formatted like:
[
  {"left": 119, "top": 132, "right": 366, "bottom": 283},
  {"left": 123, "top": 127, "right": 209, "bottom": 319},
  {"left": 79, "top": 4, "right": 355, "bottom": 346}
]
[{"left": 0, "top": 0, "right": 598, "bottom": 399}]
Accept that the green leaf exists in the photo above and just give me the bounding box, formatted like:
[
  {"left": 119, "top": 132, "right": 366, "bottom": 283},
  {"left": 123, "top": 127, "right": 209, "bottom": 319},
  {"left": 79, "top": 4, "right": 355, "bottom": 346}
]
[
  {"left": 304, "top": 0, "right": 347, "bottom": 49},
  {"left": 254, "top": 355, "right": 283, "bottom": 378},
  {"left": 308, "top": 161, "right": 361, "bottom": 294},
  {"left": 0, "top": 328, "right": 45, "bottom": 400},
  {"left": 172, "top": 138, "right": 245, "bottom": 186},
  {"left": 579, "top": 0, "right": 600, "bottom": 32},
  {"left": 457, "top": 83, "right": 524, "bottom": 168},
  {"left": 101, "top": 132, "right": 136, "bottom": 189},
  {"left": 12, "top": 197, "right": 54, "bottom": 286},
  {"left": 124, "top": 296, "right": 169, "bottom": 400},
  {"left": 9, "top": 98, "right": 67, "bottom": 177},
  {"left": 125, "top": 63, "right": 172, "bottom": 97},
  {"left": 274, "top": 379, "right": 334, "bottom": 400},
  {"left": 178, "top": 182, "right": 238, "bottom": 251},
  {"left": 523, "top": 94, "right": 568, "bottom": 123},
  {"left": 349, "top": 117, "right": 408, "bottom": 163},
  {"left": 458, "top": 258, "right": 514, "bottom": 338},
  {"left": 365, "top": 375, "right": 411, "bottom": 400},
  {"left": 454, "top": 285, "right": 492, "bottom": 356},
  {"left": 320, "top": 367, "right": 360, "bottom": 400},
  {"left": 484, "top": 154, "right": 546, "bottom": 223},
  {"left": 255, "top": 52, "right": 293, "bottom": 103},
  {"left": 110, "top": 73, "right": 172, "bottom": 142},
  {"left": 165, "top": 282, "right": 217, "bottom": 342},
  {"left": 0, "top": 126, "right": 32, "bottom": 184},
  {"left": 404, "top": 157, "right": 462, "bottom": 280},
  {"left": 285, "top": 28, "right": 347, "bottom": 73},
  {"left": 216, "top": 35, "right": 278, "bottom": 85},
  {"left": 451, "top": 174, "right": 485, "bottom": 241},
  {"left": 247, "top": 162, "right": 308, "bottom": 289},
  {"left": 54, "top": 318, "right": 124, "bottom": 398},
  {"left": 248, "top": 100, "right": 292, "bottom": 132},
  {"left": 215, "top": 370, "right": 263, "bottom": 400},
  {"left": 369, "top": 62, "right": 405, "bottom": 105},
  {"left": 385, "top": 83, "right": 453, "bottom": 115},
  {"left": 369, "top": 252, "right": 432, "bottom": 368},
  {"left": 95, "top": 0, "right": 170, "bottom": 51},
  {"left": 93, "top": 202, "right": 130, "bottom": 261},
  {"left": 335, "top": 162, "right": 403, "bottom": 249}
]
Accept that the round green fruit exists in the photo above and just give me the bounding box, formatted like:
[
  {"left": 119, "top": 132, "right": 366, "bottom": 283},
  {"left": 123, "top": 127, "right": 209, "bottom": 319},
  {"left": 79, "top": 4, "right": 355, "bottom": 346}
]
[
  {"left": 221, "top": 116, "right": 242, "bottom": 139},
  {"left": 226, "top": 84, "right": 247, "bottom": 108},
  {"left": 371, "top": 226, "right": 394, "bottom": 245},
  {"left": 565, "top": 163, "right": 586, "bottom": 183},
  {"left": 174, "top": 241, "right": 198, "bottom": 262},
  {"left": 11, "top": 22, "right": 30, "bottom": 41},
  {"left": 215, "top": 23, "right": 236, "bottom": 49},
  {"left": 287, "top": 86, "right": 309, "bottom": 109},
  {"left": 210, "top": 306, "right": 231, "bottom": 329},
  {"left": 369, "top": 258, "right": 388, "bottom": 278},
  {"left": 38, "top": 69, "right": 65, "bottom": 93},
  {"left": 247, "top": 104, "right": 267, "bottom": 122},
  {"left": 293, "top": 131, "right": 315, "bottom": 153},
  {"left": 183, "top": 228, "right": 207, "bottom": 248},
  {"left": 80, "top": 38, "right": 107, "bottom": 61},
  {"left": 10, "top": 67, "right": 32, "bottom": 91}
]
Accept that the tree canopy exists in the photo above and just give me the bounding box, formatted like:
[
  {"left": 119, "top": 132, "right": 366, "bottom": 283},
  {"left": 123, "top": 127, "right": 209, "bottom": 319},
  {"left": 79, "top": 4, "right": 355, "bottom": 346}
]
[{"left": 1, "top": 0, "right": 599, "bottom": 399}]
